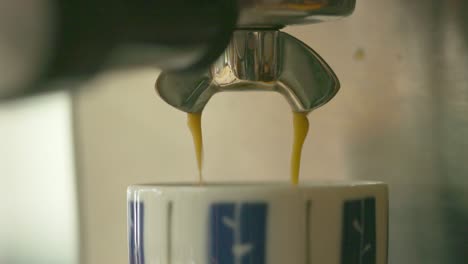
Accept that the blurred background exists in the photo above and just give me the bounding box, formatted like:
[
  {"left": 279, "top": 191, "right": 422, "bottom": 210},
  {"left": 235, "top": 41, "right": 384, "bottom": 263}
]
[{"left": 1, "top": 0, "right": 468, "bottom": 263}]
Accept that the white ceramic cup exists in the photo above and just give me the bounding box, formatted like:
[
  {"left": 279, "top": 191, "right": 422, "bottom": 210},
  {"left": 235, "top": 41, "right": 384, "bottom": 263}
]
[{"left": 127, "top": 182, "right": 388, "bottom": 264}]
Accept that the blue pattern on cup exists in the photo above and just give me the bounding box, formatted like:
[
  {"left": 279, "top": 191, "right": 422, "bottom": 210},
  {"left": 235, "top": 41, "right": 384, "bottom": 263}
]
[
  {"left": 341, "top": 197, "right": 376, "bottom": 264},
  {"left": 210, "top": 203, "right": 268, "bottom": 264},
  {"left": 129, "top": 201, "right": 145, "bottom": 264}
]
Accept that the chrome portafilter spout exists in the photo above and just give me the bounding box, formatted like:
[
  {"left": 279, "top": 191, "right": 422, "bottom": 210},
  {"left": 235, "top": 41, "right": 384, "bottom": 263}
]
[
  {"left": 156, "top": 30, "right": 339, "bottom": 113},
  {"left": 155, "top": 0, "right": 356, "bottom": 184},
  {"left": 156, "top": 0, "right": 356, "bottom": 113}
]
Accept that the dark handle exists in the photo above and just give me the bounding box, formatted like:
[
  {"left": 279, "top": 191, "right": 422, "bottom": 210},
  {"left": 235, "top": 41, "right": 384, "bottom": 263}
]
[{"left": 3, "top": 0, "right": 238, "bottom": 99}]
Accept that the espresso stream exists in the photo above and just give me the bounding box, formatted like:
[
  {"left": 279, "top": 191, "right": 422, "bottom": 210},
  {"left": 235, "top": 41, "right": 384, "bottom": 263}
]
[
  {"left": 187, "top": 113, "right": 204, "bottom": 182},
  {"left": 187, "top": 112, "right": 310, "bottom": 185},
  {"left": 290, "top": 112, "right": 310, "bottom": 185}
]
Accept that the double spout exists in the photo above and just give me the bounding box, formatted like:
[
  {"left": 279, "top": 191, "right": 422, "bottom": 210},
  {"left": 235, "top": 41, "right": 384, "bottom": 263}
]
[{"left": 156, "top": 30, "right": 340, "bottom": 113}]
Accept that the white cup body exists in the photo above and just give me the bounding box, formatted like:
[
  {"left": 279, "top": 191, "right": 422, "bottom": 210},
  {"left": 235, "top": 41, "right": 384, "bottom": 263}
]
[{"left": 128, "top": 182, "right": 388, "bottom": 264}]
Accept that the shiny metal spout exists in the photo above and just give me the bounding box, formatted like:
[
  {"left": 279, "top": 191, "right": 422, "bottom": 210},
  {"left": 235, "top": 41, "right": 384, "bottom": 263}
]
[{"left": 156, "top": 30, "right": 339, "bottom": 113}]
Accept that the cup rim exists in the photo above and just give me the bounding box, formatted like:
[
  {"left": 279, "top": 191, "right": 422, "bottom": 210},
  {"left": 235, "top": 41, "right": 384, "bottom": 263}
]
[{"left": 128, "top": 180, "right": 386, "bottom": 190}]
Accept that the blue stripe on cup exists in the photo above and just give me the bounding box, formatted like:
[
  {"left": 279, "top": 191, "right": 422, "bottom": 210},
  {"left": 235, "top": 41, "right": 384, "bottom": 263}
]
[
  {"left": 209, "top": 203, "right": 268, "bottom": 264},
  {"left": 341, "top": 197, "right": 376, "bottom": 264},
  {"left": 129, "top": 201, "right": 145, "bottom": 264}
]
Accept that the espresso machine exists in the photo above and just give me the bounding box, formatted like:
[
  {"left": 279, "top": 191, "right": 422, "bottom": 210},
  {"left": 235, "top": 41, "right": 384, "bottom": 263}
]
[{"left": 1, "top": 1, "right": 467, "bottom": 264}]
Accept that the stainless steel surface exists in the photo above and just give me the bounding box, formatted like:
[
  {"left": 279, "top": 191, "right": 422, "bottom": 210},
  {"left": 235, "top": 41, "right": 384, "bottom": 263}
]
[
  {"left": 237, "top": 0, "right": 356, "bottom": 27},
  {"left": 156, "top": 30, "right": 339, "bottom": 113}
]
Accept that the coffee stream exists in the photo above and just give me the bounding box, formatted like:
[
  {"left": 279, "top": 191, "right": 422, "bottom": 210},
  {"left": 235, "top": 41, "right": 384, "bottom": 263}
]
[
  {"left": 187, "top": 112, "right": 310, "bottom": 185},
  {"left": 290, "top": 112, "right": 310, "bottom": 185},
  {"left": 187, "top": 113, "right": 204, "bottom": 183}
]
